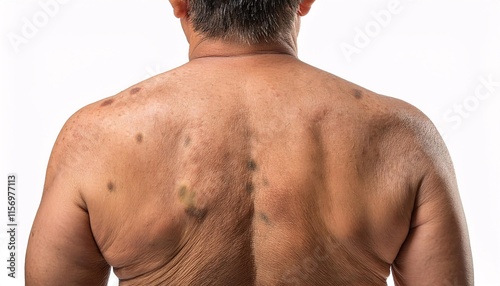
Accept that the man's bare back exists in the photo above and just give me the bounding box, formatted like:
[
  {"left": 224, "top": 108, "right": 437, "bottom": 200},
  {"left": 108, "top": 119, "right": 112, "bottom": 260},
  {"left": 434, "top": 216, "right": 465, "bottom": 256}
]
[
  {"left": 26, "top": 1, "right": 473, "bottom": 285},
  {"left": 26, "top": 55, "right": 472, "bottom": 285}
]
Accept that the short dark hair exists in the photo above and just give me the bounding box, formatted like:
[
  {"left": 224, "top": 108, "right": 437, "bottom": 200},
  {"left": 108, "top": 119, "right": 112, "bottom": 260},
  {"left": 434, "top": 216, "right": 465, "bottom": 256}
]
[{"left": 188, "top": 0, "right": 301, "bottom": 45}]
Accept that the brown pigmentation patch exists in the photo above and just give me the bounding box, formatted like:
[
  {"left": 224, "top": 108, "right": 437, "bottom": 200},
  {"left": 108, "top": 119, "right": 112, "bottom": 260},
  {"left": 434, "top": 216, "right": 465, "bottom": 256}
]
[
  {"left": 101, "top": 99, "right": 114, "bottom": 107},
  {"left": 130, "top": 87, "right": 142, "bottom": 95},
  {"left": 353, "top": 89, "right": 363, "bottom": 99},
  {"left": 107, "top": 182, "right": 115, "bottom": 192},
  {"left": 135, "top": 133, "right": 143, "bottom": 144},
  {"left": 178, "top": 185, "right": 207, "bottom": 222},
  {"left": 247, "top": 160, "right": 257, "bottom": 171},
  {"left": 260, "top": 213, "right": 270, "bottom": 225}
]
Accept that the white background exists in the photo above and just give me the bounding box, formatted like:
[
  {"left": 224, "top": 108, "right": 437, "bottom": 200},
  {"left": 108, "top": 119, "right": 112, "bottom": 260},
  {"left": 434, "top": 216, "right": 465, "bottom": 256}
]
[{"left": 1, "top": 0, "right": 499, "bottom": 285}]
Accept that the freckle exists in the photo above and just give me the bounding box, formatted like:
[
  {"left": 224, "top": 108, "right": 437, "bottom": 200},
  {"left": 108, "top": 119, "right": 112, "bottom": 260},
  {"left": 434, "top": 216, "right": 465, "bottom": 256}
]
[
  {"left": 184, "top": 136, "right": 191, "bottom": 147},
  {"left": 353, "top": 89, "right": 363, "bottom": 99},
  {"left": 247, "top": 160, "right": 257, "bottom": 171},
  {"left": 135, "top": 133, "right": 143, "bottom": 144},
  {"left": 130, "top": 87, "right": 141, "bottom": 95},
  {"left": 107, "top": 182, "right": 115, "bottom": 192},
  {"left": 101, "top": 99, "right": 114, "bottom": 107}
]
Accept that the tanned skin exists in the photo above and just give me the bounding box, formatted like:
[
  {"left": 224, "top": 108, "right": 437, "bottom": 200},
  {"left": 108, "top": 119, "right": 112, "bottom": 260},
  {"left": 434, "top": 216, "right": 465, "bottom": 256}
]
[{"left": 26, "top": 0, "right": 473, "bottom": 285}]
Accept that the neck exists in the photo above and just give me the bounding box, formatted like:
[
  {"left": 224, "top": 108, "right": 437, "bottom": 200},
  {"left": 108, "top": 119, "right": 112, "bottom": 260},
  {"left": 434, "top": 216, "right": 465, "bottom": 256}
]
[
  {"left": 187, "top": 36, "right": 298, "bottom": 61},
  {"left": 178, "top": 11, "right": 302, "bottom": 61}
]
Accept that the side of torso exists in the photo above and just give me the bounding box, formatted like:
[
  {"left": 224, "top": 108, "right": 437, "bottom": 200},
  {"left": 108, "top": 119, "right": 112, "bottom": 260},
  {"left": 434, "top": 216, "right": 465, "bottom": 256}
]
[{"left": 80, "top": 58, "right": 421, "bottom": 285}]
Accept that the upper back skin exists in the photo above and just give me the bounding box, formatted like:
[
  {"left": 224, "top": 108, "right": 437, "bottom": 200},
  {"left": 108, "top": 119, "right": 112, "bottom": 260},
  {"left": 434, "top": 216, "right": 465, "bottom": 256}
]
[{"left": 74, "top": 55, "right": 427, "bottom": 285}]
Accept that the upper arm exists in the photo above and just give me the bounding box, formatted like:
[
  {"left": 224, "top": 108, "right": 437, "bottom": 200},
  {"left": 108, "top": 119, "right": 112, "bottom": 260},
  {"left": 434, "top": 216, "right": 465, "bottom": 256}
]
[
  {"left": 26, "top": 110, "right": 110, "bottom": 286},
  {"left": 391, "top": 115, "right": 473, "bottom": 285}
]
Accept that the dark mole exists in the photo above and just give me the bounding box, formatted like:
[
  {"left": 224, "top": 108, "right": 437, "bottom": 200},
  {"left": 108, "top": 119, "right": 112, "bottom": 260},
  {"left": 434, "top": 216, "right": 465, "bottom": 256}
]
[
  {"left": 246, "top": 182, "right": 254, "bottom": 193},
  {"left": 130, "top": 87, "right": 142, "bottom": 95},
  {"left": 260, "top": 213, "right": 270, "bottom": 224},
  {"left": 135, "top": 133, "right": 143, "bottom": 144},
  {"left": 107, "top": 182, "right": 115, "bottom": 192},
  {"left": 353, "top": 89, "right": 363, "bottom": 99},
  {"left": 247, "top": 160, "right": 257, "bottom": 171},
  {"left": 101, "top": 99, "right": 114, "bottom": 107}
]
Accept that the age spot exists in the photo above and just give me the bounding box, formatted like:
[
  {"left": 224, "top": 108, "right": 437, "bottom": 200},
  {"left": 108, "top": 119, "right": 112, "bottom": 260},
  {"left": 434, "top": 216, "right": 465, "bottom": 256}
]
[
  {"left": 247, "top": 160, "right": 257, "bottom": 171},
  {"left": 107, "top": 182, "right": 115, "bottom": 192},
  {"left": 130, "top": 87, "right": 142, "bottom": 95},
  {"left": 178, "top": 185, "right": 207, "bottom": 222},
  {"left": 178, "top": 185, "right": 188, "bottom": 199},
  {"left": 353, "top": 89, "right": 363, "bottom": 99},
  {"left": 101, "top": 99, "right": 114, "bottom": 107},
  {"left": 135, "top": 133, "right": 143, "bottom": 144},
  {"left": 260, "top": 213, "right": 270, "bottom": 225}
]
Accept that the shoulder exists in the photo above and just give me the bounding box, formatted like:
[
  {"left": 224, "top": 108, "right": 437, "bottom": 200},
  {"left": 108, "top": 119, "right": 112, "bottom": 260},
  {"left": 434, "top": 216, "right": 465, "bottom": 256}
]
[
  {"left": 50, "top": 73, "right": 183, "bottom": 173},
  {"left": 371, "top": 95, "right": 458, "bottom": 203},
  {"left": 340, "top": 88, "right": 451, "bottom": 180},
  {"left": 50, "top": 103, "right": 105, "bottom": 172},
  {"left": 374, "top": 94, "right": 449, "bottom": 165},
  {"left": 353, "top": 89, "right": 444, "bottom": 154},
  {"left": 49, "top": 83, "right": 145, "bottom": 172}
]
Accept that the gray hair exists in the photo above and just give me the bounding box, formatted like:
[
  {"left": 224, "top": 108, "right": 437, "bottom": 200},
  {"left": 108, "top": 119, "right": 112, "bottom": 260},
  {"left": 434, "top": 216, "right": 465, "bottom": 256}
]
[{"left": 188, "top": 0, "right": 301, "bottom": 45}]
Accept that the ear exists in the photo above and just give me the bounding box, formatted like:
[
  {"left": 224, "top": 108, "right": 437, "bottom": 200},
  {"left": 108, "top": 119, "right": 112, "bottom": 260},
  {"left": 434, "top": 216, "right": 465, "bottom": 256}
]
[
  {"left": 298, "top": 0, "right": 315, "bottom": 16},
  {"left": 169, "top": 0, "right": 188, "bottom": 18}
]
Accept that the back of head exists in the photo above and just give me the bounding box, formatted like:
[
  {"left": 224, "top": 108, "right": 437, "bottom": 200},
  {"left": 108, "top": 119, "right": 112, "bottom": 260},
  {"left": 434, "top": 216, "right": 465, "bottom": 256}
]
[{"left": 188, "top": 0, "right": 301, "bottom": 45}]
